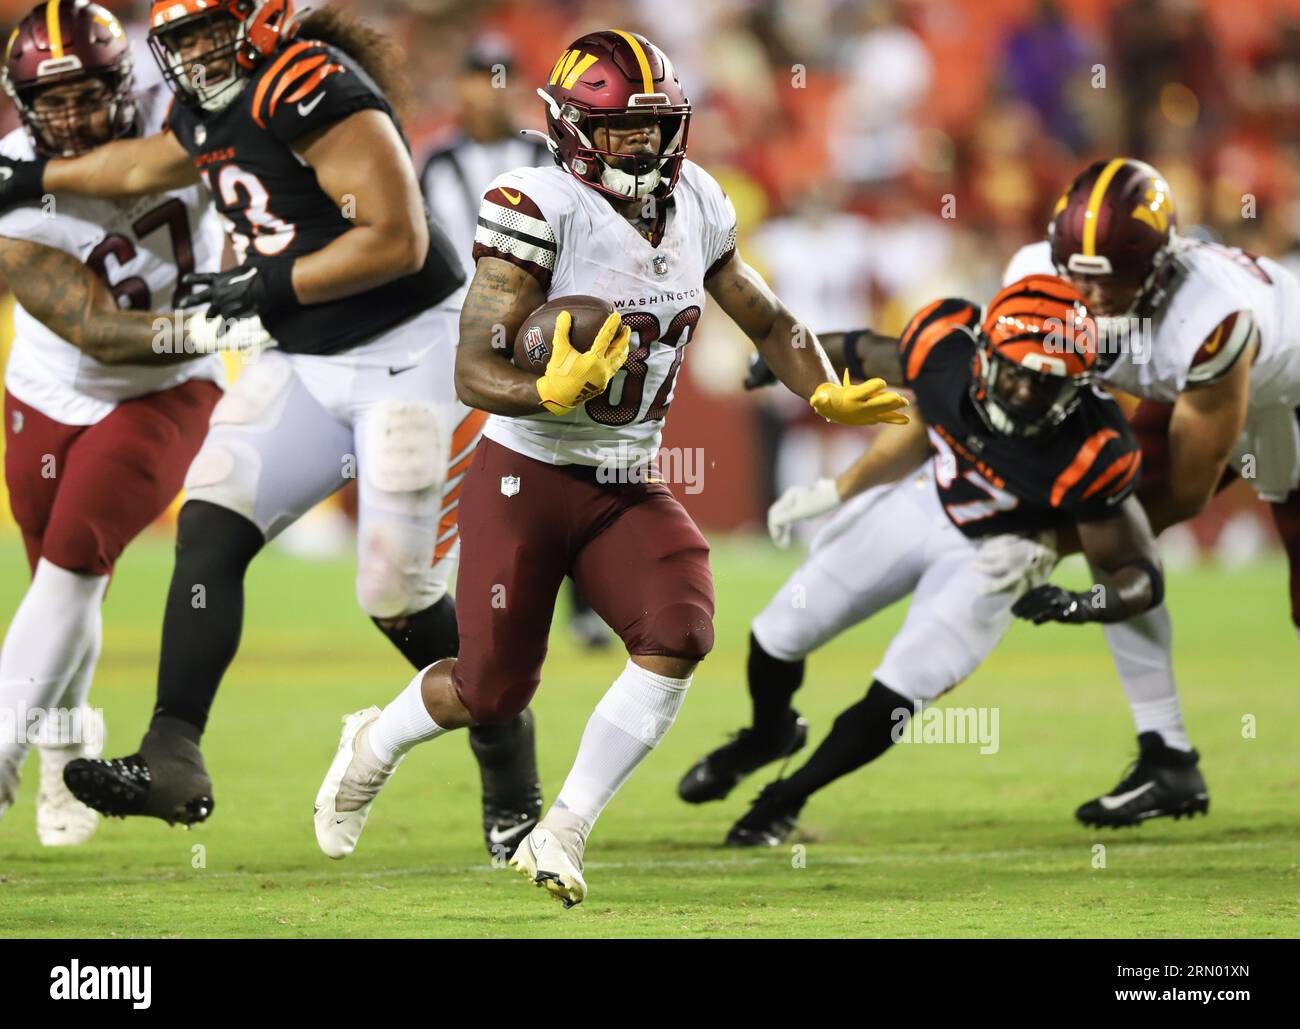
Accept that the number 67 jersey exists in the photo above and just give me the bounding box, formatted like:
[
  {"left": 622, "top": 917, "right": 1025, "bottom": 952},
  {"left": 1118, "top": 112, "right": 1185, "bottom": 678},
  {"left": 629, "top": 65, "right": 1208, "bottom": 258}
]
[
  {"left": 900, "top": 298, "right": 1142, "bottom": 538},
  {"left": 472, "top": 159, "right": 737, "bottom": 468},
  {"left": 0, "top": 81, "right": 224, "bottom": 426}
]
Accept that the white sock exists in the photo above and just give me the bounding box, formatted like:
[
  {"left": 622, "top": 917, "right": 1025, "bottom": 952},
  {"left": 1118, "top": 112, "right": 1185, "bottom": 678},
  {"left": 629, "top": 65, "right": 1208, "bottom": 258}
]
[
  {"left": 1102, "top": 603, "right": 1192, "bottom": 751},
  {"left": 368, "top": 665, "right": 447, "bottom": 766},
  {"left": 35, "top": 605, "right": 103, "bottom": 750},
  {"left": 554, "top": 659, "right": 692, "bottom": 827},
  {"left": 0, "top": 560, "right": 108, "bottom": 765}
]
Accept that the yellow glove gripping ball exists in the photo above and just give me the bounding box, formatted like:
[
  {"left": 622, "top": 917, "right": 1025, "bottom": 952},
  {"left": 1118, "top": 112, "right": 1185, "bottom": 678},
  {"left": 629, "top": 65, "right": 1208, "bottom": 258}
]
[
  {"left": 536, "top": 310, "right": 632, "bottom": 416},
  {"left": 810, "top": 370, "right": 910, "bottom": 426}
]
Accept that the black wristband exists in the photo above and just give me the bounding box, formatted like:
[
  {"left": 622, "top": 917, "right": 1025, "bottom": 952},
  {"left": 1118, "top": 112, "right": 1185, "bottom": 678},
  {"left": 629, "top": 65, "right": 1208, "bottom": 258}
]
[
  {"left": 842, "top": 329, "right": 868, "bottom": 382},
  {"left": 258, "top": 259, "right": 300, "bottom": 314},
  {"left": 11, "top": 156, "right": 49, "bottom": 205}
]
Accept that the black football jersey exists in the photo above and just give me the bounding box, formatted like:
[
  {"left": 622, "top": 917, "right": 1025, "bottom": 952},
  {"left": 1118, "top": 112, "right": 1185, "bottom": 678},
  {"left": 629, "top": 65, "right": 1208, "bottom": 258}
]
[
  {"left": 900, "top": 298, "right": 1141, "bottom": 539},
  {"left": 168, "top": 40, "right": 463, "bottom": 354}
]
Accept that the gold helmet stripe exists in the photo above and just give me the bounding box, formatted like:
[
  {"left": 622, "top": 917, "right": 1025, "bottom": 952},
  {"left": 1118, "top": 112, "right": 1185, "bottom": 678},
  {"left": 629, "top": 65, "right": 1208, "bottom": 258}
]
[
  {"left": 611, "top": 28, "right": 653, "bottom": 93},
  {"left": 46, "top": 0, "right": 65, "bottom": 59},
  {"left": 1082, "top": 157, "right": 1129, "bottom": 257}
]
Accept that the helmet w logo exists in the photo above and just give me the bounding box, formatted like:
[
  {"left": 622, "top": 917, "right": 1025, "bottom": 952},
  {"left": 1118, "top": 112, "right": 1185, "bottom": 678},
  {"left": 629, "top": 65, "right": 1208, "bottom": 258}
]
[
  {"left": 549, "top": 49, "right": 598, "bottom": 89},
  {"left": 1131, "top": 182, "right": 1173, "bottom": 233}
]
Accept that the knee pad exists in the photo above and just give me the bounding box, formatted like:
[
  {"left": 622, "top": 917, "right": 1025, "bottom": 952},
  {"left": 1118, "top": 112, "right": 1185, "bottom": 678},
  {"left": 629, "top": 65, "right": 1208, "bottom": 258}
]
[
  {"left": 355, "top": 520, "right": 446, "bottom": 618},
  {"left": 363, "top": 400, "right": 449, "bottom": 515},
  {"left": 644, "top": 602, "right": 714, "bottom": 661}
]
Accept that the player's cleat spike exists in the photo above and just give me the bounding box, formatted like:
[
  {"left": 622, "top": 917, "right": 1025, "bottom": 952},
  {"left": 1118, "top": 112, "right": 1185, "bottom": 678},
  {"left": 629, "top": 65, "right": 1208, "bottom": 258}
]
[
  {"left": 1075, "top": 732, "right": 1210, "bottom": 829},
  {"left": 37, "top": 707, "right": 104, "bottom": 846},
  {"left": 314, "top": 707, "right": 403, "bottom": 859},
  {"left": 62, "top": 717, "right": 214, "bottom": 826},
  {"left": 678, "top": 711, "right": 808, "bottom": 804},
  {"left": 509, "top": 809, "right": 588, "bottom": 908},
  {"left": 725, "top": 780, "right": 805, "bottom": 848}
]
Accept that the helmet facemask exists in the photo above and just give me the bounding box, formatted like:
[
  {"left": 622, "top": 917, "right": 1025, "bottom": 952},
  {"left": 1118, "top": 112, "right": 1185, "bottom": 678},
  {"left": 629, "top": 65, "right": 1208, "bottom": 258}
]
[
  {"left": 539, "top": 88, "right": 690, "bottom": 201},
  {"left": 972, "top": 349, "right": 1088, "bottom": 438},
  {"left": 149, "top": 9, "right": 249, "bottom": 113},
  {"left": 7, "top": 65, "right": 136, "bottom": 157}
]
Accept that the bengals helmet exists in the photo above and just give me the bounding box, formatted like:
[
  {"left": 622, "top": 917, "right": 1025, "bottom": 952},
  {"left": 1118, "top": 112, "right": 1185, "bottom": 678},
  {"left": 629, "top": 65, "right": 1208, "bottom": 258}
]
[
  {"left": 1049, "top": 157, "right": 1180, "bottom": 318},
  {"left": 538, "top": 29, "right": 691, "bottom": 201},
  {"left": 2, "top": 0, "right": 137, "bottom": 157},
  {"left": 148, "top": 0, "right": 297, "bottom": 113},
  {"left": 972, "top": 275, "right": 1099, "bottom": 437}
]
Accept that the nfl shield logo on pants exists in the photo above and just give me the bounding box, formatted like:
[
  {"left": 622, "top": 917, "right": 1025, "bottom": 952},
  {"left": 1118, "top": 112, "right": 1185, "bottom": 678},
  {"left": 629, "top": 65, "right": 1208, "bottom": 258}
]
[{"left": 500, "top": 475, "right": 521, "bottom": 497}]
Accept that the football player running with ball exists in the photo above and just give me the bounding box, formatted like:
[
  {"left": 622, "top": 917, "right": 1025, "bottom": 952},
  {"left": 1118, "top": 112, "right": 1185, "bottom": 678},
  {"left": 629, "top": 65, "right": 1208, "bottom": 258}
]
[
  {"left": 313, "top": 29, "right": 908, "bottom": 907},
  {"left": 680, "top": 276, "right": 1178, "bottom": 846},
  {"left": 0, "top": 0, "right": 542, "bottom": 854}
]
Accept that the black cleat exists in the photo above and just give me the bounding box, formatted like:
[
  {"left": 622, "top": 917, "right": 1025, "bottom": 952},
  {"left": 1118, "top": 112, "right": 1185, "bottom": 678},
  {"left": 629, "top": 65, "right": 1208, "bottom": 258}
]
[
  {"left": 471, "top": 708, "right": 543, "bottom": 861},
  {"left": 678, "top": 711, "right": 808, "bottom": 804},
  {"left": 725, "top": 781, "right": 805, "bottom": 847},
  {"left": 483, "top": 795, "right": 542, "bottom": 863},
  {"left": 62, "top": 717, "right": 214, "bottom": 826},
  {"left": 1076, "top": 732, "right": 1210, "bottom": 829}
]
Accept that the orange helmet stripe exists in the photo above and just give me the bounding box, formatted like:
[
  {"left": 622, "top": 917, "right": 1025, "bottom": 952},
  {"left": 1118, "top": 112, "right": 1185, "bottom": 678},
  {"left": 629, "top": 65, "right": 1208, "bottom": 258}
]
[
  {"left": 1082, "top": 157, "right": 1129, "bottom": 257},
  {"left": 610, "top": 28, "right": 653, "bottom": 93}
]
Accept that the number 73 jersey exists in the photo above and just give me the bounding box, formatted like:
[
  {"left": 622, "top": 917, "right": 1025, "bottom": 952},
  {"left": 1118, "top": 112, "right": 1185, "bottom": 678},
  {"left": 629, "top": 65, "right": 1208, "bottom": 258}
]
[
  {"left": 472, "top": 160, "right": 738, "bottom": 468},
  {"left": 900, "top": 299, "right": 1142, "bottom": 539},
  {"left": 0, "top": 82, "right": 224, "bottom": 426}
]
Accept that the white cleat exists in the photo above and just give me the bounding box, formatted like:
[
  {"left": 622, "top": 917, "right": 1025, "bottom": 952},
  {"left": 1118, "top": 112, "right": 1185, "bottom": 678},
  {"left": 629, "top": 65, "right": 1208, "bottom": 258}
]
[
  {"left": 509, "top": 809, "right": 589, "bottom": 908},
  {"left": 314, "top": 707, "right": 402, "bottom": 859},
  {"left": 37, "top": 707, "right": 104, "bottom": 846}
]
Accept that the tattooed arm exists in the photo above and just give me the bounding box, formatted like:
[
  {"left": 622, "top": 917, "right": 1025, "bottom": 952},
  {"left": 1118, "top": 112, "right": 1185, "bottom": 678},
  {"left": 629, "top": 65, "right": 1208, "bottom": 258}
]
[
  {"left": 453, "top": 256, "right": 549, "bottom": 414},
  {"left": 0, "top": 236, "right": 194, "bottom": 365},
  {"left": 706, "top": 250, "right": 836, "bottom": 400}
]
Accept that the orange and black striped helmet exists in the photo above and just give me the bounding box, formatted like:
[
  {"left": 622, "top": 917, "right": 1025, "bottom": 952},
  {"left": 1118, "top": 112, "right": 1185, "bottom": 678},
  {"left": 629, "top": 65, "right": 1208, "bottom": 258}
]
[
  {"left": 149, "top": 0, "right": 297, "bottom": 112},
  {"left": 972, "top": 275, "right": 1099, "bottom": 437},
  {"left": 1049, "top": 157, "right": 1179, "bottom": 314}
]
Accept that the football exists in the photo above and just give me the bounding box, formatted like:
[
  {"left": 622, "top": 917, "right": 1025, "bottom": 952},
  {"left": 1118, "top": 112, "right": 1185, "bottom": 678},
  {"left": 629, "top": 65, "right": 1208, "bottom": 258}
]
[{"left": 512, "top": 294, "right": 619, "bottom": 373}]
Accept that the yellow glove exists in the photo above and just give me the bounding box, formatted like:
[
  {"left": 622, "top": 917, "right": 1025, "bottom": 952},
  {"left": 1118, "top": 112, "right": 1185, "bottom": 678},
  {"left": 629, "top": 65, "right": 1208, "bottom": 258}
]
[
  {"left": 810, "top": 370, "right": 910, "bottom": 426},
  {"left": 536, "top": 310, "right": 631, "bottom": 416}
]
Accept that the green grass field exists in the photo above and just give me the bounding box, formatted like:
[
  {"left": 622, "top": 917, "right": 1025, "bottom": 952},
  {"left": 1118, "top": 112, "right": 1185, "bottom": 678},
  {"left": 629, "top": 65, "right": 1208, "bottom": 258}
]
[{"left": 0, "top": 534, "right": 1296, "bottom": 938}]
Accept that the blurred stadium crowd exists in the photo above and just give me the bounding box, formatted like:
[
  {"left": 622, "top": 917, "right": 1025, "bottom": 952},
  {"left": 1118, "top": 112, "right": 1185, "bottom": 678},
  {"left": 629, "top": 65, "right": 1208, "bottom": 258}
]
[{"left": 2, "top": 0, "right": 1296, "bottom": 556}]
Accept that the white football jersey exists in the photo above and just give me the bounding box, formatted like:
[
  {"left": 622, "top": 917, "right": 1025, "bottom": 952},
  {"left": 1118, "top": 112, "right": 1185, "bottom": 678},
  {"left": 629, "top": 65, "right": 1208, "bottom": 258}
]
[
  {"left": 0, "top": 82, "right": 225, "bottom": 426},
  {"left": 1005, "top": 238, "right": 1300, "bottom": 497},
  {"left": 472, "top": 160, "right": 736, "bottom": 467}
]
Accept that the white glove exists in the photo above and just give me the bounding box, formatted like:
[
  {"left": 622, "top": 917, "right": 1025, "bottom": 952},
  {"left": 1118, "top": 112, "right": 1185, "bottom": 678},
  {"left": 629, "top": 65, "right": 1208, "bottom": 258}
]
[
  {"left": 971, "top": 530, "right": 1059, "bottom": 595},
  {"left": 184, "top": 312, "right": 278, "bottom": 356},
  {"left": 768, "top": 477, "right": 843, "bottom": 549}
]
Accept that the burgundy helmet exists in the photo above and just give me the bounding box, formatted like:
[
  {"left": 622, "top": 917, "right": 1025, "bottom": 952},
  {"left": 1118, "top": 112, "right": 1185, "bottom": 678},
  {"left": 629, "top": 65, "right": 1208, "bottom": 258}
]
[
  {"left": 537, "top": 29, "right": 691, "bottom": 201},
  {"left": 1049, "top": 157, "right": 1180, "bottom": 315},
  {"left": 2, "top": 0, "right": 136, "bottom": 157}
]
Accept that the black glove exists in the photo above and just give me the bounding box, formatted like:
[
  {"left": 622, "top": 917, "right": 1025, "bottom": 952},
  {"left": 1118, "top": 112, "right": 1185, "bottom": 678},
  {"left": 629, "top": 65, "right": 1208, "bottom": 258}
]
[
  {"left": 744, "top": 352, "right": 777, "bottom": 390},
  {"left": 180, "top": 263, "right": 298, "bottom": 319},
  {"left": 1011, "top": 584, "right": 1097, "bottom": 625},
  {"left": 0, "top": 155, "right": 49, "bottom": 210}
]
